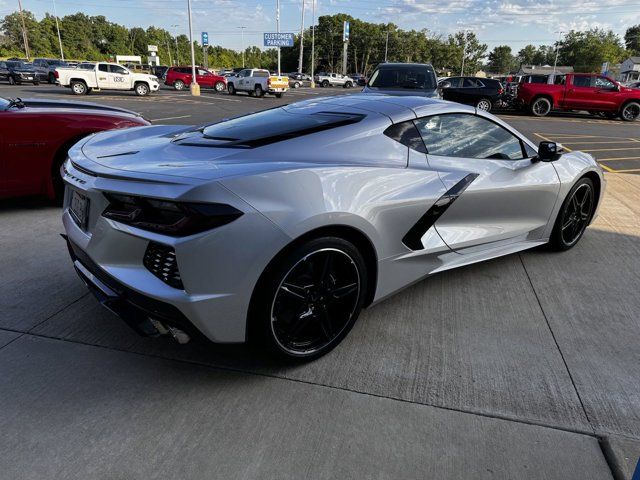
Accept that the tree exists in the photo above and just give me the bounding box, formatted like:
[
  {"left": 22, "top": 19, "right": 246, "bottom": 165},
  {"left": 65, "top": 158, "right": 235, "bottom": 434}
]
[
  {"left": 558, "top": 29, "right": 627, "bottom": 72},
  {"left": 517, "top": 44, "right": 537, "bottom": 65},
  {"left": 487, "top": 45, "right": 515, "bottom": 73},
  {"left": 625, "top": 25, "right": 640, "bottom": 55},
  {"left": 452, "top": 31, "right": 487, "bottom": 75}
]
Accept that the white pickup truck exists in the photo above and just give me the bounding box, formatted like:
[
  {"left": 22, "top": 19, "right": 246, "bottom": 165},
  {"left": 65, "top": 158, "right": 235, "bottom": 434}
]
[
  {"left": 315, "top": 73, "right": 355, "bottom": 88},
  {"left": 55, "top": 62, "right": 160, "bottom": 96},
  {"left": 226, "top": 69, "right": 288, "bottom": 98}
]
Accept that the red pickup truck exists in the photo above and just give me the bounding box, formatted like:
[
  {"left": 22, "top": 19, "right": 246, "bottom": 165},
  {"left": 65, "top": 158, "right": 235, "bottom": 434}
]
[{"left": 517, "top": 73, "right": 640, "bottom": 121}]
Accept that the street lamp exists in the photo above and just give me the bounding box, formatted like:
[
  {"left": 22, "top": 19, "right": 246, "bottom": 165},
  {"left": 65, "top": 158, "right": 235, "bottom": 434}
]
[
  {"left": 52, "top": 0, "right": 64, "bottom": 60},
  {"left": 237, "top": 26, "right": 246, "bottom": 68},
  {"left": 186, "top": 0, "right": 199, "bottom": 95},
  {"left": 172, "top": 24, "right": 180, "bottom": 66},
  {"left": 310, "top": 0, "right": 315, "bottom": 87},
  {"left": 553, "top": 30, "right": 564, "bottom": 76}
]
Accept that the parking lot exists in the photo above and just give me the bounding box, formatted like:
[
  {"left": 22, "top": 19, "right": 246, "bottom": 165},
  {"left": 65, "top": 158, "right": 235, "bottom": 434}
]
[{"left": 1, "top": 84, "right": 640, "bottom": 479}]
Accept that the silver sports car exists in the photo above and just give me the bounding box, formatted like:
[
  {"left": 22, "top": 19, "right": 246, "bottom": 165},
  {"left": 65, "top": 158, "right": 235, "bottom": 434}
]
[{"left": 62, "top": 95, "right": 605, "bottom": 360}]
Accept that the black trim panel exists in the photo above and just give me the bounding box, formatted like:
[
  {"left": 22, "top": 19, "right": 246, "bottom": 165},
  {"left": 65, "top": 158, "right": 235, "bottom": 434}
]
[{"left": 402, "top": 173, "right": 479, "bottom": 250}]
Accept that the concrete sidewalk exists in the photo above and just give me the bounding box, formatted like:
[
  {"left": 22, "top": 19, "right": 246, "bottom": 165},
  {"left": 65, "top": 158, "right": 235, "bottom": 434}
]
[{"left": 1, "top": 173, "right": 639, "bottom": 478}]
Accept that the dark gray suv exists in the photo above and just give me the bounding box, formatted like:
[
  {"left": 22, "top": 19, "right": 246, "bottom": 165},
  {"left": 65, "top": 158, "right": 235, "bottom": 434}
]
[{"left": 362, "top": 63, "right": 438, "bottom": 97}]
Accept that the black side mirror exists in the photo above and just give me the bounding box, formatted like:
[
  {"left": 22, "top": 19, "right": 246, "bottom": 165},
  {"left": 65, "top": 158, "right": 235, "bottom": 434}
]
[{"left": 536, "top": 141, "right": 562, "bottom": 162}]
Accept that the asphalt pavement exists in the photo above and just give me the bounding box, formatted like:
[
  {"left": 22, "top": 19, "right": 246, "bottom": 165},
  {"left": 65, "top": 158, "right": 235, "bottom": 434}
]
[{"left": 1, "top": 82, "right": 639, "bottom": 479}]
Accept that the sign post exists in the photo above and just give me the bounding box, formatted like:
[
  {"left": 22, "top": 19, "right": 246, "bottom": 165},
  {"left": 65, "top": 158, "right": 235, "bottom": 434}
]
[
  {"left": 342, "top": 21, "right": 350, "bottom": 75},
  {"left": 201, "top": 32, "right": 209, "bottom": 69}
]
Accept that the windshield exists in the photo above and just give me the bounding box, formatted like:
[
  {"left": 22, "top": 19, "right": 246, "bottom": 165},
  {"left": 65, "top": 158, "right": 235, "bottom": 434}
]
[
  {"left": 48, "top": 60, "right": 67, "bottom": 67},
  {"left": 368, "top": 65, "right": 436, "bottom": 90},
  {"left": 7, "top": 61, "right": 32, "bottom": 70},
  {"left": 0, "top": 97, "right": 10, "bottom": 109}
]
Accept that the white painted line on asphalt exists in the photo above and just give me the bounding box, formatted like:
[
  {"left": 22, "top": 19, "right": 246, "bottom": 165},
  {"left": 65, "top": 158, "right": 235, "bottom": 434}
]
[{"left": 148, "top": 115, "right": 192, "bottom": 122}]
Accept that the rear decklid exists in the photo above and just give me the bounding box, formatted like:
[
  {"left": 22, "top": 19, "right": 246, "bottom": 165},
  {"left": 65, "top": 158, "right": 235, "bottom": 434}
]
[{"left": 268, "top": 75, "right": 289, "bottom": 90}]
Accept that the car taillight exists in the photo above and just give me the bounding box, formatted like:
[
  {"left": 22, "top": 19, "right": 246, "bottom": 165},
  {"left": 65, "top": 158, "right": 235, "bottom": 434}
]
[
  {"left": 102, "top": 193, "right": 243, "bottom": 236},
  {"left": 267, "top": 77, "right": 272, "bottom": 86},
  {"left": 498, "top": 87, "right": 503, "bottom": 94},
  {"left": 54, "top": 70, "right": 59, "bottom": 78}
]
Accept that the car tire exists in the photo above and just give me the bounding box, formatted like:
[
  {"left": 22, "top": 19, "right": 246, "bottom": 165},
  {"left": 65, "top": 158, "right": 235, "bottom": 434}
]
[
  {"left": 70, "top": 80, "right": 87, "bottom": 95},
  {"left": 8, "top": 76, "right": 15, "bottom": 85},
  {"left": 227, "top": 83, "right": 236, "bottom": 95},
  {"left": 255, "top": 84, "right": 264, "bottom": 97},
  {"left": 214, "top": 81, "right": 225, "bottom": 92},
  {"left": 620, "top": 102, "right": 640, "bottom": 122},
  {"left": 135, "top": 82, "right": 150, "bottom": 96},
  {"left": 33, "top": 81, "right": 40, "bottom": 86},
  {"left": 322, "top": 80, "right": 329, "bottom": 88},
  {"left": 344, "top": 81, "right": 353, "bottom": 88},
  {"left": 249, "top": 237, "right": 368, "bottom": 361},
  {"left": 275, "top": 93, "right": 284, "bottom": 98},
  {"left": 294, "top": 81, "right": 300, "bottom": 88},
  {"left": 549, "top": 177, "right": 596, "bottom": 251},
  {"left": 531, "top": 97, "right": 552, "bottom": 117},
  {"left": 48, "top": 72, "right": 56, "bottom": 84},
  {"left": 174, "top": 80, "right": 185, "bottom": 91},
  {"left": 476, "top": 98, "right": 492, "bottom": 112}
]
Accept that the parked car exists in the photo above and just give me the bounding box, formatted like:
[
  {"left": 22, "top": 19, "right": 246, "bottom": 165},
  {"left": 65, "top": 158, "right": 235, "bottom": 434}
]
[
  {"left": 629, "top": 81, "right": 640, "bottom": 89},
  {"left": 348, "top": 72, "right": 367, "bottom": 86},
  {"left": 362, "top": 63, "right": 438, "bottom": 98},
  {"left": 0, "top": 96, "right": 149, "bottom": 201},
  {"left": 55, "top": 62, "right": 160, "bottom": 96},
  {"left": 150, "top": 65, "right": 169, "bottom": 80},
  {"left": 517, "top": 73, "right": 640, "bottom": 121},
  {"left": 226, "top": 69, "right": 288, "bottom": 97},
  {"left": 288, "top": 72, "right": 312, "bottom": 88},
  {"left": 0, "top": 60, "right": 43, "bottom": 85},
  {"left": 438, "top": 76, "right": 504, "bottom": 111},
  {"left": 164, "top": 66, "right": 227, "bottom": 92},
  {"left": 314, "top": 72, "right": 355, "bottom": 88},
  {"left": 61, "top": 94, "right": 604, "bottom": 360},
  {"left": 33, "top": 58, "right": 69, "bottom": 84}
]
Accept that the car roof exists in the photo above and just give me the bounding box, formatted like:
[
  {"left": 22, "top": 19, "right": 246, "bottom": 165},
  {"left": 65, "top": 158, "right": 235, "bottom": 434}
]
[{"left": 375, "top": 62, "right": 434, "bottom": 68}]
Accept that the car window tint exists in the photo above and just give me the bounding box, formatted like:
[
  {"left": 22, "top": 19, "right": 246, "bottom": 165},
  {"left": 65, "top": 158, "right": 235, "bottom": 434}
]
[
  {"left": 415, "top": 114, "right": 525, "bottom": 160},
  {"left": 198, "top": 69, "right": 209, "bottom": 75},
  {"left": 368, "top": 65, "right": 437, "bottom": 90},
  {"left": 98, "top": 64, "right": 109, "bottom": 72},
  {"left": 595, "top": 77, "right": 615, "bottom": 89},
  {"left": 254, "top": 71, "right": 269, "bottom": 77},
  {"left": 463, "top": 78, "right": 479, "bottom": 88},
  {"left": 573, "top": 76, "right": 592, "bottom": 88},
  {"left": 110, "top": 65, "right": 128, "bottom": 74},
  {"left": 384, "top": 121, "right": 427, "bottom": 153}
]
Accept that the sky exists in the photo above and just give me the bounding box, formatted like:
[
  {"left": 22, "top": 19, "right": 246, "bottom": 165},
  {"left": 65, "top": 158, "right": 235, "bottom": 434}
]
[{"left": 1, "top": 0, "right": 638, "bottom": 53}]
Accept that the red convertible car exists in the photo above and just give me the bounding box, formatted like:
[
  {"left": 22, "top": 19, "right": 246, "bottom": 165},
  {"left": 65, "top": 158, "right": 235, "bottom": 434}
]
[{"left": 0, "top": 96, "right": 149, "bottom": 201}]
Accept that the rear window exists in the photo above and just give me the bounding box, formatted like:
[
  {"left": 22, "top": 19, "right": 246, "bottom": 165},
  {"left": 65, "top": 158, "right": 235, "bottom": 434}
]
[
  {"left": 368, "top": 65, "right": 436, "bottom": 91},
  {"left": 253, "top": 70, "right": 269, "bottom": 77},
  {"left": 196, "top": 108, "right": 365, "bottom": 148}
]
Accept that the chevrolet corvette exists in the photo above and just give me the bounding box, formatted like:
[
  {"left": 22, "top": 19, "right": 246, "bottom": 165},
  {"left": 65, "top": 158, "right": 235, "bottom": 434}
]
[{"left": 61, "top": 95, "right": 605, "bottom": 360}]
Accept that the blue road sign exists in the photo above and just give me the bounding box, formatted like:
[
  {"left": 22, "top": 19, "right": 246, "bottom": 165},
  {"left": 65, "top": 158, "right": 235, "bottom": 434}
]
[
  {"left": 201, "top": 32, "right": 209, "bottom": 46},
  {"left": 264, "top": 33, "right": 294, "bottom": 47}
]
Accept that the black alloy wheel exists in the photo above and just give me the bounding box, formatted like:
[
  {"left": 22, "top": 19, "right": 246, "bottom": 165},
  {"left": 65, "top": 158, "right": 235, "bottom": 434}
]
[
  {"left": 621, "top": 102, "right": 640, "bottom": 122},
  {"left": 550, "top": 178, "right": 595, "bottom": 250},
  {"left": 531, "top": 97, "right": 551, "bottom": 117},
  {"left": 251, "top": 237, "right": 367, "bottom": 360}
]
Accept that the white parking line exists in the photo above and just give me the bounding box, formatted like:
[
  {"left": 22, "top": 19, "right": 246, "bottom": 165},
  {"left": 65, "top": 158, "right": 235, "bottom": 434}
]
[{"left": 148, "top": 115, "right": 192, "bottom": 122}]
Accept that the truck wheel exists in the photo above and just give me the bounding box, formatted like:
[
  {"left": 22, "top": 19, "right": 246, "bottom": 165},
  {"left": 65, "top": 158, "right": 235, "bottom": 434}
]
[
  {"left": 227, "top": 83, "right": 236, "bottom": 95},
  {"left": 214, "top": 81, "right": 225, "bottom": 92},
  {"left": 275, "top": 93, "right": 284, "bottom": 99},
  {"left": 135, "top": 82, "right": 150, "bottom": 96},
  {"left": 344, "top": 81, "right": 353, "bottom": 88},
  {"left": 33, "top": 81, "right": 40, "bottom": 86},
  {"left": 70, "top": 80, "right": 87, "bottom": 95},
  {"left": 254, "top": 84, "right": 264, "bottom": 97},
  {"left": 531, "top": 97, "right": 551, "bottom": 117},
  {"left": 294, "top": 81, "right": 300, "bottom": 88},
  {"left": 476, "top": 98, "right": 492, "bottom": 112},
  {"left": 8, "top": 76, "right": 15, "bottom": 85},
  {"left": 322, "top": 80, "right": 329, "bottom": 88},
  {"left": 620, "top": 102, "right": 640, "bottom": 122},
  {"left": 48, "top": 72, "right": 56, "bottom": 84},
  {"left": 174, "top": 80, "right": 185, "bottom": 91}
]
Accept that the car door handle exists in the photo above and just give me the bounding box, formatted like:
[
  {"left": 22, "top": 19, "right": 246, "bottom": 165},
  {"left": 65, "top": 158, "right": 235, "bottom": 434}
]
[{"left": 567, "top": 89, "right": 574, "bottom": 93}]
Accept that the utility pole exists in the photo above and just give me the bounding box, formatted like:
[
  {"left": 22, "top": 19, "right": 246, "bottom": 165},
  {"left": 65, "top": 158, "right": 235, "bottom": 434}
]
[
  {"left": 172, "top": 24, "right": 180, "bottom": 65},
  {"left": 342, "top": 21, "right": 349, "bottom": 75},
  {"left": 52, "top": 0, "right": 64, "bottom": 60},
  {"left": 17, "top": 0, "right": 30, "bottom": 60},
  {"left": 460, "top": 31, "right": 467, "bottom": 76},
  {"left": 186, "top": 0, "right": 199, "bottom": 95},
  {"left": 238, "top": 26, "right": 246, "bottom": 68},
  {"left": 297, "top": 0, "right": 305, "bottom": 73},
  {"left": 165, "top": 32, "right": 172, "bottom": 66},
  {"left": 384, "top": 30, "right": 389, "bottom": 62},
  {"left": 276, "top": 0, "right": 281, "bottom": 75},
  {"left": 310, "top": 0, "right": 315, "bottom": 87}
]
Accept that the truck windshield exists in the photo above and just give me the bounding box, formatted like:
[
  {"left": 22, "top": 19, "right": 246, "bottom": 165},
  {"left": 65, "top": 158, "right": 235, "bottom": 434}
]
[
  {"left": 368, "top": 65, "right": 436, "bottom": 90},
  {"left": 198, "top": 108, "right": 365, "bottom": 148}
]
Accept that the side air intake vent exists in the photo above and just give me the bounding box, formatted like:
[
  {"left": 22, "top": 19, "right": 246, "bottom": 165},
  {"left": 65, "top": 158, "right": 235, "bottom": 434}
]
[{"left": 143, "top": 242, "right": 183, "bottom": 289}]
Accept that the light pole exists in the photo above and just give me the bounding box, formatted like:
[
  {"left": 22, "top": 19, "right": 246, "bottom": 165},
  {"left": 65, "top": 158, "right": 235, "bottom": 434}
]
[
  {"left": 186, "top": 0, "right": 199, "bottom": 95},
  {"left": 276, "top": 0, "right": 281, "bottom": 75},
  {"left": 165, "top": 31, "right": 172, "bottom": 66},
  {"left": 172, "top": 24, "right": 180, "bottom": 65},
  {"left": 460, "top": 30, "right": 468, "bottom": 76},
  {"left": 384, "top": 30, "right": 389, "bottom": 63},
  {"left": 310, "top": 0, "right": 315, "bottom": 87},
  {"left": 237, "top": 26, "right": 246, "bottom": 68},
  {"left": 52, "top": 0, "right": 64, "bottom": 60},
  {"left": 553, "top": 30, "right": 564, "bottom": 76},
  {"left": 297, "top": 0, "right": 305, "bottom": 73},
  {"left": 17, "top": 0, "right": 30, "bottom": 59}
]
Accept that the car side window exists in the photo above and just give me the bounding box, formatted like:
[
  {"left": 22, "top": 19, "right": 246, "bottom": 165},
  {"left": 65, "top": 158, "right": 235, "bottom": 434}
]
[
  {"left": 198, "top": 69, "right": 209, "bottom": 75},
  {"left": 98, "top": 64, "right": 109, "bottom": 72},
  {"left": 572, "top": 76, "right": 592, "bottom": 88},
  {"left": 110, "top": 65, "right": 128, "bottom": 75},
  {"left": 462, "top": 78, "right": 479, "bottom": 88},
  {"left": 595, "top": 77, "right": 615, "bottom": 89},
  {"left": 414, "top": 113, "right": 526, "bottom": 160}
]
